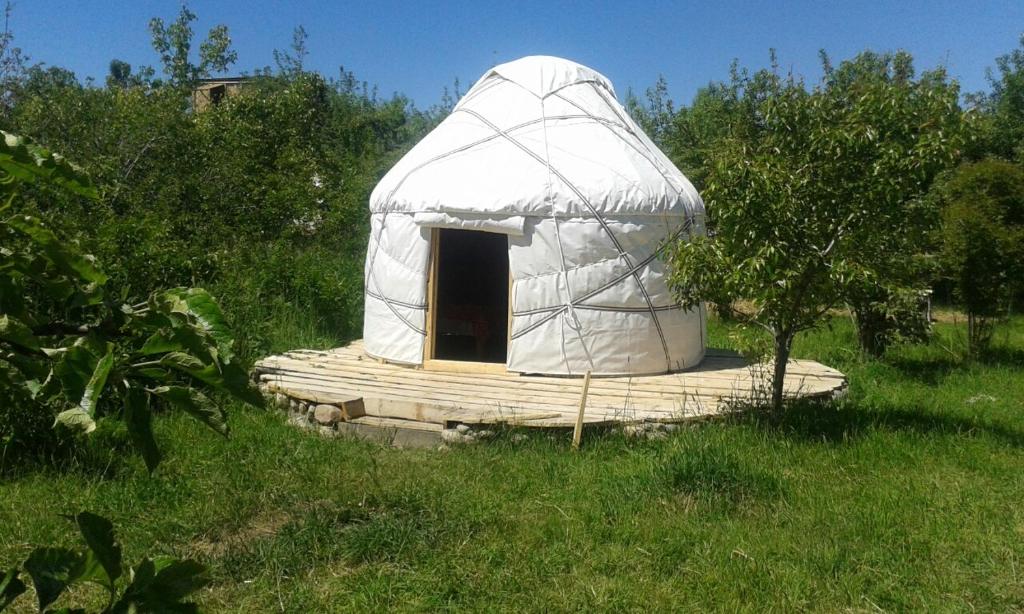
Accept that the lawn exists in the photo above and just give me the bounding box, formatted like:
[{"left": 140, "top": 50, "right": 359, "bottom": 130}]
[{"left": 2, "top": 315, "right": 1023, "bottom": 612}]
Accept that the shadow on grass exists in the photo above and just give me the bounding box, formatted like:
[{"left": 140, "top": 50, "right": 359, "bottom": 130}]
[
  {"left": 886, "top": 346, "right": 1024, "bottom": 385},
  {"left": 0, "top": 420, "right": 138, "bottom": 481},
  {"left": 735, "top": 398, "right": 1024, "bottom": 448}
]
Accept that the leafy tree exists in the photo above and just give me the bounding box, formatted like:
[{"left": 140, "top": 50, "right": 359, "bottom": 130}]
[
  {"left": 0, "top": 1, "right": 24, "bottom": 82},
  {"left": 0, "top": 1, "right": 26, "bottom": 116},
  {"left": 820, "top": 51, "right": 966, "bottom": 356},
  {"left": 105, "top": 59, "right": 153, "bottom": 89},
  {"left": 107, "top": 59, "right": 132, "bottom": 88},
  {"left": 974, "top": 35, "right": 1024, "bottom": 161},
  {"left": 0, "top": 511, "right": 208, "bottom": 612},
  {"left": 0, "top": 132, "right": 262, "bottom": 468},
  {"left": 668, "top": 52, "right": 965, "bottom": 409},
  {"left": 273, "top": 25, "right": 309, "bottom": 77},
  {"left": 626, "top": 75, "right": 675, "bottom": 149},
  {"left": 934, "top": 159, "right": 1024, "bottom": 352},
  {"left": 149, "top": 5, "right": 237, "bottom": 88}
]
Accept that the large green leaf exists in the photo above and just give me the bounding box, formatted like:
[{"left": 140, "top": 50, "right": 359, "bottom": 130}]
[
  {"left": 153, "top": 386, "right": 228, "bottom": 437},
  {"left": 138, "top": 326, "right": 216, "bottom": 365},
  {"left": 53, "top": 407, "right": 97, "bottom": 434},
  {"left": 152, "top": 288, "right": 235, "bottom": 364},
  {"left": 5, "top": 214, "right": 107, "bottom": 288},
  {"left": 124, "top": 386, "right": 162, "bottom": 472},
  {"left": 73, "top": 512, "right": 122, "bottom": 589},
  {"left": 0, "top": 315, "right": 39, "bottom": 352},
  {"left": 53, "top": 340, "right": 106, "bottom": 407},
  {"left": 0, "top": 568, "right": 26, "bottom": 611},
  {"left": 0, "top": 132, "right": 98, "bottom": 199},
  {"left": 116, "top": 556, "right": 209, "bottom": 613},
  {"left": 52, "top": 342, "right": 114, "bottom": 434},
  {"left": 79, "top": 349, "right": 114, "bottom": 417},
  {"left": 1, "top": 349, "right": 49, "bottom": 383},
  {"left": 159, "top": 352, "right": 221, "bottom": 386},
  {"left": 159, "top": 351, "right": 262, "bottom": 407},
  {"left": 23, "top": 547, "right": 86, "bottom": 611}
]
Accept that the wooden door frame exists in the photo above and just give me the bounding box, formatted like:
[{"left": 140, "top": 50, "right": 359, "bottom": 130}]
[{"left": 422, "top": 227, "right": 512, "bottom": 375}]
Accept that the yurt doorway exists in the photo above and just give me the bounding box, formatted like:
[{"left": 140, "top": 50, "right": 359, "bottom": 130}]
[{"left": 425, "top": 228, "right": 510, "bottom": 369}]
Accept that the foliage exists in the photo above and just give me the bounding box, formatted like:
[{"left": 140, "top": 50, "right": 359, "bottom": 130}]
[
  {"left": 0, "top": 4, "right": 429, "bottom": 386},
  {"left": 668, "top": 51, "right": 966, "bottom": 408},
  {"left": 973, "top": 34, "right": 1024, "bottom": 161},
  {"left": 845, "top": 284, "right": 933, "bottom": 356},
  {"left": 0, "top": 131, "right": 262, "bottom": 469},
  {"left": 934, "top": 159, "right": 1024, "bottom": 352},
  {"left": 1, "top": 511, "right": 208, "bottom": 612},
  {"left": 148, "top": 5, "right": 237, "bottom": 88}
]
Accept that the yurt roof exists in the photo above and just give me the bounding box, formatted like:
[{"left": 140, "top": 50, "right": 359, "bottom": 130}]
[{"left": 369, "top": 55, "right": 702, "bottom": 220}]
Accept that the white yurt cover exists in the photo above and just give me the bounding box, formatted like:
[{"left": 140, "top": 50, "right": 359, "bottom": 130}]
[{"left": 363, "top": 55, "right": 706, "bottom": 375}]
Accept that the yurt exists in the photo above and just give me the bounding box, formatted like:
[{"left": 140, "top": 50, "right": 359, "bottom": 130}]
[{"left": 363, "top": 55, "right": 706, "bottom": 376}]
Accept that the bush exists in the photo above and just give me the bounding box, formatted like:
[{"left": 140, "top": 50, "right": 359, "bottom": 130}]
[
  {"left": 935, "top": 160, "right": 1024, "bottom": 352},
  {"left": 1, "top": 62, "right": 426, "bottom": 370}
]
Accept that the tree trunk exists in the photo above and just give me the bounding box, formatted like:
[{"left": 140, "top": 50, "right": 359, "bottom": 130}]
[
  {"left": 967, "top": 311, "right": 977, "bottom": 355},
  {"left": 771, "top": 331, "right": 794, "bottom": 412},
  {"left": 852, "top": 302, "right": 887, "bottom": 358}
]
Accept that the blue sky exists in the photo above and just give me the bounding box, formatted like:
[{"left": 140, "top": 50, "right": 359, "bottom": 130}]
[{"left": 9, "top": 1, "right": 1023, "bottom": 108}]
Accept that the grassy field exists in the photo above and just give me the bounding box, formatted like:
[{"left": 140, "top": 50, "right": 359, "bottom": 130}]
[{"left": 2, "top": 315, "right": 1023, "bottom": 612}]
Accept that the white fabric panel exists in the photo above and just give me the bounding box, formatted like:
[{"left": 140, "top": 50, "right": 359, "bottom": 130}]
[
  {"left": 413, "top": 212, "right": 526, "bottom": 236},
  {"left": 362, "top": 213, "right": 429, "bottom": 364},
  {"left": 507, "top": 307, "right": 704, "bottom": 375},
  {"left": 369, "top": 55, "right": 702, "bottom": 221},
  {"left": 362, "top": 294, "right": 424, "bottom": 364}
]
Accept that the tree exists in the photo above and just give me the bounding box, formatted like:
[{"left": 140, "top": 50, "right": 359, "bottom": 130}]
[
  {"left": 0, "top": 132, "right": 263, "bottom": 468},
  {"left": 148, "top": 4, "right": 237, "bottom": 88},
  {"left": 668, "top": 52, "right": 966, "bottom": 410},
  {"left": 625, "top": 75, "right": 675, "bottom": 149},
  {"left": 820, "top": 51, "right": 967, "bottom": 356},
  {"left": 974, "top": 35, "right": 1024, "bottom": 161},
  {"left": 935, "top": 159, "right": 1024, "bottom": 353},
  {"left": 105, "top": 59, "right": 153, "bottom": 89},
  {"left": 0, "top": 1, "right": 25, "bottom": 83},
  {"left": 274, "top": 25, "right": 309, "bottom": 77}
]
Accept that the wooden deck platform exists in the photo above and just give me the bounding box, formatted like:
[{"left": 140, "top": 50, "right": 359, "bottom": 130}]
[{"left": 253, "top": 341, "right": 847, "bottom": 432}]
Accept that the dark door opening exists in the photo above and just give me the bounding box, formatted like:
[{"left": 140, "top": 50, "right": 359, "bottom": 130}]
[{"left": 432, "top": 228, "right": 509, "bottom": 363}]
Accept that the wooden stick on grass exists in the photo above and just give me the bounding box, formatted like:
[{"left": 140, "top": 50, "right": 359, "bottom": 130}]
[{"left": 572, "top": 370, "right": 592, "bottom": 450}]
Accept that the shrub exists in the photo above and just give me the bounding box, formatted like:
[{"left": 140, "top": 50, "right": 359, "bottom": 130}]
[
  {"left": 0, "top": 132, "right": 262, "bottom": 469},
  {"left": 935, "top": 160, "right": 1024, "bottom": 353}
]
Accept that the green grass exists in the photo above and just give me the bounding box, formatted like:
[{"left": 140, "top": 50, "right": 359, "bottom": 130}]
[{"left": 3, "top": 316, "right": 1024, "bottom": 611}]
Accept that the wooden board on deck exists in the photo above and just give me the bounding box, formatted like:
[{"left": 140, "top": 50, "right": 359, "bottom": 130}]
[{"left": 254, "top": 340, "right": 847, "bottom": 429}]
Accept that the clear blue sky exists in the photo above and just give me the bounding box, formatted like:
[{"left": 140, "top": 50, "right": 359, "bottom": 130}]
[{"left": 9, "top": 1, "right": 1023, "bottom": 108}]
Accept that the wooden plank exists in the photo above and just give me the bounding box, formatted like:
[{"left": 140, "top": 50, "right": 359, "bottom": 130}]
[
  {"left": 329, "top": 341, "right": 846, "bottom": 382},
  {"left": 257, "top": 362, "right": 727, "bottom": 412},
  {"left": 265, "top": 382, "right": 597, "bottom": 426},
  {"left": 262, "top": 375, "right": 696, "bottom": 424},
  {"left": 259, "top": 356, "right": 728, "bottom": 403},
  {"left": 258, "top": 361, "right": 832, "bottom": 409},
  {"left": 284, "top": 345, "right": 846, "bottom": 382},
  {"left": 348, "top": 416, "right": 444, "bottom": 432},
  {"left": 422, "top": 359, "right": 509, "bottom": 375},
  {"left": 260, "top": 371, "right": 697, "bottom": 419},
  {"left": 424, "top": 227, "right": 439, "bottom": 362},
  {"left": 572, "top": 370, "right": 592, "bottom": 450},
  {"left": 260, "top": 353, "right": 842, "bottom": 398}
]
